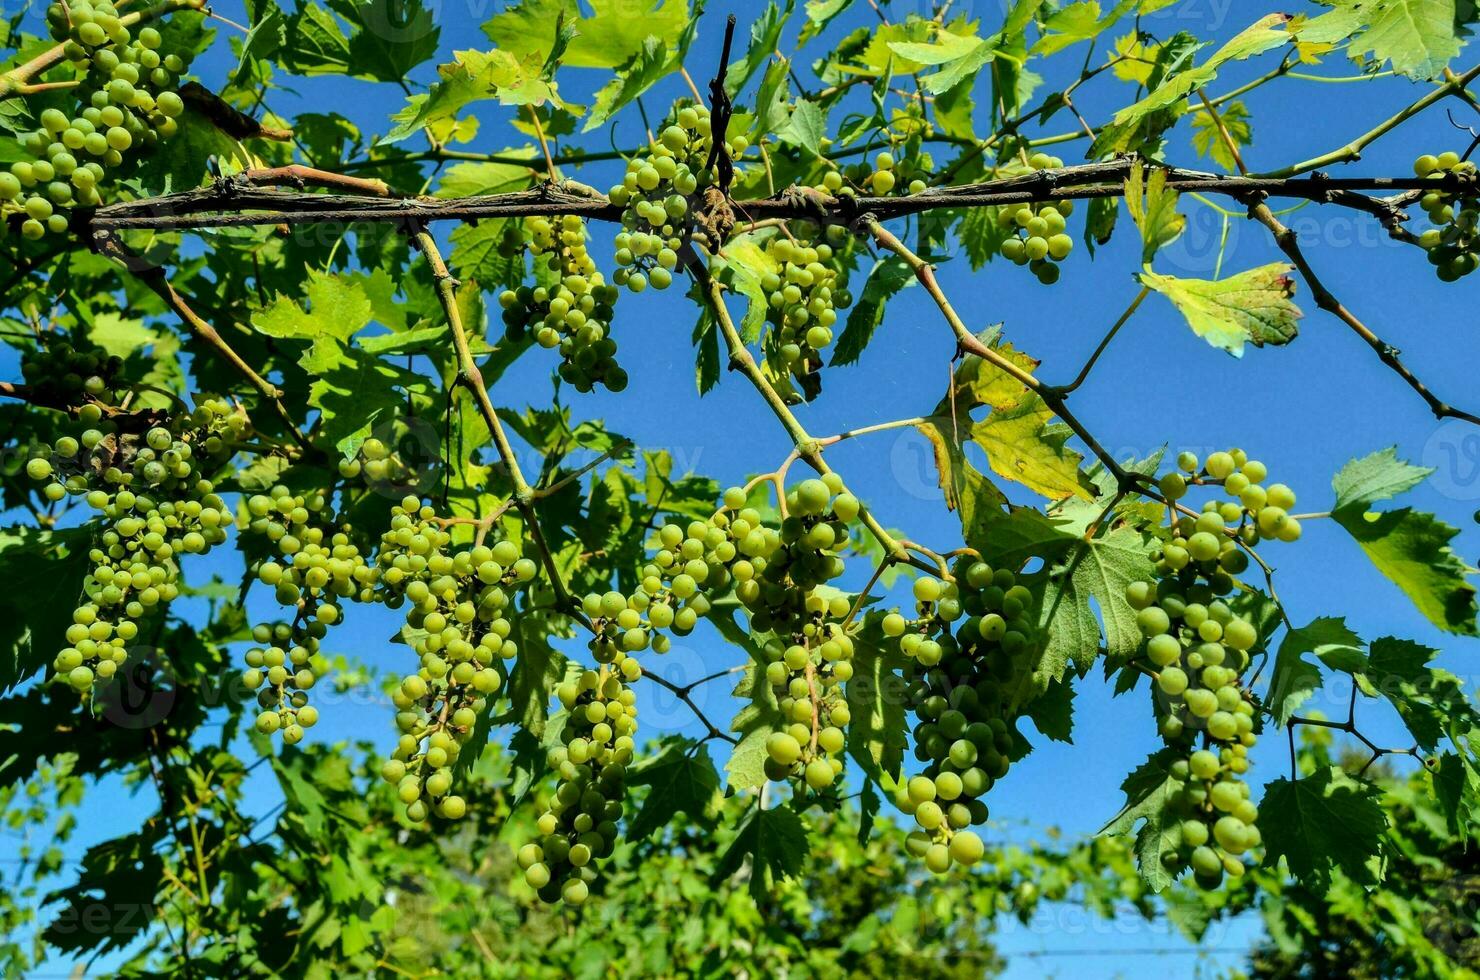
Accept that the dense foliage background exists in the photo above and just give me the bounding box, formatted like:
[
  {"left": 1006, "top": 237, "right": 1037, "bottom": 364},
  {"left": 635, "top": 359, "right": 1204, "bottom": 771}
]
[{"left": 3, "top": 0, "right": 1480, "bottom": 975}]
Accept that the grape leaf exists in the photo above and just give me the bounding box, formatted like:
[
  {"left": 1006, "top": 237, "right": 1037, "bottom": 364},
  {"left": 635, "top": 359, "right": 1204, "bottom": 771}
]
[
  {"left": 301, "top": 337, "right": 431, "bottom": 455},
  {"left": 725, "top": 0, "right": 794, "bottom": 97},
  {"left": 1139, "top": 263, "right": 1302, "bottom": 356},
  {"left": 1331, "top": 449, "right": 1478, "bottom": 636},
  {"left": 333, "top": 0, "right": 441, "bottom": 83},
  {"left": 382, "top": 48, "right": 569, "bottom": 145},
  {"left": 1033, "top": 524, "right": 1157, "bottom": 684},
  {"left": 1266, "top": 617, "right": 1365, "bottom": 725},
  {"left": 721, "top": 629, "right": 786, "bottom": 791},
  {"left": 1100, "top": 747, "right": 1189, "bottom": 892},
  {"left": 830, "top": 256, "right": 914, "bottom": 366},
  {"left": 1364, "top": 637, "right": 1479, "bottom": 751},
  {"left": 714, "top": 803, "right": 810, "bottom": 902},
  {"left": 1093, "top": 15, "right": 1291, "bottom": 156},
  {"left": 1191, "top": 99, "right": 1252, "bottom": 171},
  {"left": 971, "top": 392, "right": 1092, "bottom": 502},
  {"left": 1261, "top": 765, "right": 1387, "bottom": 889},
  {"left": 252, "top": 269, "right": 375, "bottom": 342},
  {"left": 844, "top": 614, "right": 910, "bottom": 784},
  {"left": 482, "top": 0, "right": 691, "bottom": 70},
  {"left": 0, "top": 528, "right": 92, "bottom": 693},
  {"left": 628, "top": 738, "right": 721, "bottom": 839},
  {"left": 1032, "top": 0, "right": 1141, "bottom": 57},
  {"left": 1124, "top": 166, "right": 1186, "bottom": 264},
  {"left": 1298, "top": 0, "right": 1460, "bottom": 80}
]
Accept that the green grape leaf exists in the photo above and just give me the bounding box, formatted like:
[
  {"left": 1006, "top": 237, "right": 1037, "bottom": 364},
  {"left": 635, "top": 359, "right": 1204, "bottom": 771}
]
[
  {"left": 1026, "top": 676, "right": 1076, "bottom": 742},
  {"left": 971, "top": 392, "right": 1092, "bottom": 502},
  {"left": 1139, "top": 264, "right": 1302, "bottom": 356},
  {"left": 252, "top": 269, "right": 375, "bottom": 343},
  {"left": 433, "top": 154, "right": 536, "bottom": 197},
  {"left": 1298, "top": 0, "right": 1461, "bottom": 80},
  {"left": 382, "top": 48, "right": 569, "bottom": 145},
  {"left": 1365, "top": 637, "right": 1479, "bottom": 751},
  {"left": 1191, "top": 99, "right": 1253, "bottom": 171},
  {"left": 800, "top": 0, "right": 851, "bottom": 44},
  {"left": 585, "top": 36, "right": 670, "bottom": 132},
  {"left": 777, "top": 99, "right": 828, "bottom": 157},
  {"left": 1034, "top": 525, "right": 1157, "bottom": 684},
  {"left": 722, "top": 640, "right": 786, "bottom": 791},
  {"left": 830, "top": 255, "right": 914, "bottom": 366},
  {"left": 958, "top": 206, "right": 1014, "bottom": 269},
  {"left": 1331, "top": 450, "right": 1478, "bottom": 636},
  {"left": 725, "top": 0, "right": 794, "bottom": 98},
  {"left": 278, "top": 3, "right": 355, "bottom": 76},
  {"left": 1431, "top": 748, "right": 1480, "bottom": 840},
  {"left": 1260, "top": 765, "right": 1387, "bottom": 889},
  {"left": 449, "top": 220, "right": 529, "bottom": 290},
  {"left": 1266, "top": 617, "right": 1365, "bottom": 725},
  {"left": 1332, "top": 446, "right": 1431, "bottom": 511},
  {"left": 0, "top": 528, "right": 92, "bottom": 693},
  {"left": 1100, "top": 747, "right": 1189, "bottom": 893},
  {"left": 1093, "top": 14, "right": 1291, "bottom": 155},
  {"left": 482, "top": 0, "right": 691, "bottom": 70},
  {"left": 628, "top": 739, "right": 721, "bottom": 839},
  {"left": 301, "top": 338, "right": 431, "bottom": 455},
  {"left": 887, "top": 24, "right": 997, "bottom": 95},
  {"left": 1124, "top": 165, "right": 1186, "bottom": 264},
  {"left": 845, "top": 614, "right": 910, "bottom": 784},
  {"left": 503, "top": 617, "right": 568, "bottom": 738},
  {"left": 334, "top": 0, "right": 442, "bottom": 82},
  {"left": 714, "top": 803, "right": 810, "bottom": 902},
  {"left": 1032, "top": 0, "right": 1141, "bottom": 57}
]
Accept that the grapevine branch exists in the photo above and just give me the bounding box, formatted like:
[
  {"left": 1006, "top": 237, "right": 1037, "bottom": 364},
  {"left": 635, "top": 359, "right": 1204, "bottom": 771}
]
[{"left": 1246, "top": 200, "right": 1480, "bottom": 426}]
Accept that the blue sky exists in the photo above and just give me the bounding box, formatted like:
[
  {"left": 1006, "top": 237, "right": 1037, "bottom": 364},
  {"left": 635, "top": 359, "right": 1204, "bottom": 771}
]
[{"left": 6, "top": 0, "right": 1480, "bottom": 975}]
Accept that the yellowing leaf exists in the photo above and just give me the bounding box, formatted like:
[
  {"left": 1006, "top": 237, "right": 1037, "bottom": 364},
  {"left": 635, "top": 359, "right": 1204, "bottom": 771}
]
[
  {"left": 1139, "top": 263, "right": 1302, "bottom": 355},
  {"left": 971, "top": 392, "right": 1091, "bottom": 501},
  {"left": 1124, "top": 166, "right": 1186, "bottom": 264}
]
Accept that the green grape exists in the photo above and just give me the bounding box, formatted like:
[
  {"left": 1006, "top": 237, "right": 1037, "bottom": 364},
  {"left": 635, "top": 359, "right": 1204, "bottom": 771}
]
[
  {"left": 29, "top": 397, "right": 247, "bottom": 693},
  {"left": 993, "top": 155, "right": 1075, "bottom": 280},
  {"left": 1411, "top": 150, "right": 1480, "bottom": 281},
  {"left": 498, "top": 215, "right": 625, "bottom": 393}
]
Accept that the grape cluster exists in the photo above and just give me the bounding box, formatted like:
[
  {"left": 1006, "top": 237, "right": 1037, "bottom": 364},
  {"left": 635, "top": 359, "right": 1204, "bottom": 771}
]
[
  {"left": 733, "top": 475, "right": 856, "bottom": 635},
  {"left": 19, "top": 341, "right": 124, "bottom": 406},
  {"left": 497, "top": 216, "right": 627, "bottom": 392},
  {"left": 239, "top": 486, "right": 376, "bottom": 739},
  {"left": 26, "top": 399, "right": 245, "bottom": 692},
  {"left": 884, "top": 561, "right": 1038, "bottom": 873},
  {"left": 608, "top": 104, "right": 746, "bottom": 291},
  {"left": 374, "top": 498, "right": 535, "bottom": 823},
  {"left": 1156, "top": 449, "right": 1303, "bottom": 549},
  {"left": 818, "top": 150, "right": 929, "bottom": 198},
  {"left": 2, "top": 2, "right": 189, "bottom": 240},
  {"left": 759, "top": 609, "right": 855, "bottom": 793},
  {"left": 996, "top": 154, "right": 1075, "bottom": 284},
  {"left": 518, "top": 666, "right": 638, "bottom": 905},
  {"left": 1412, "top": 151, "right": 1480, "bottom": 282},
  {"left": 1126, "top": 450, "right": 1299, "bottom": 889},
  {"left": 761, "top": 234, "right": 852, "bottom": 386}
]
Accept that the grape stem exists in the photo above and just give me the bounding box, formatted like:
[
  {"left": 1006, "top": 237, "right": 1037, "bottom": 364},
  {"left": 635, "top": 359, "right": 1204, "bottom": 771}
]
[
  {"left": 1246, "top": 200, "right": 1480, "bottom": 427},
  {"left": 682, "top": 244, "right": 941, "bottom": 579},
  {"left": 643, "top": 670, "right": 737, "bottom": 745}
]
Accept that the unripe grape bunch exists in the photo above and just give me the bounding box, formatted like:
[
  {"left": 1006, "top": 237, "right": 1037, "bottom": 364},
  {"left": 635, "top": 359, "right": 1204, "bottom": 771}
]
[
  {"left": 996, "top": 153, "right": 1076, "bottom": 284},
  {"left": 1126, "top": 449, "right": 1299, "bottom": 889},
  {"left": 1412, "top": 150, "right": 1480, "bottom": 282},
  {"left": 760, "top": 233, "right": 853, "bottom": 391},
  {"left": 20, "top": 340, "right": 125, "bottom": 407},
  {"left": 1, "top": 0, "right": 190, "bottom": 241},
  {"left": 884, "top": 561, "right": 1039, "bottom": 873},
  {"left": 608, "top": 103, "right": 747, "bottom": 292},
  {"left": 497, "top": 215, "right": 628, "bottom": 392},
  {"left": 27, "top": 398, "right": 246, "bottom": 692}
]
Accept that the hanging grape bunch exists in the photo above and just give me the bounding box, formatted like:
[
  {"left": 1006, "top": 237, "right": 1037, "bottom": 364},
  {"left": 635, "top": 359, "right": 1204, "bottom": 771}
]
[
  {"left": 19, "top": 340, "right": 125, "bottom": 407},
  {"left": 239, "top": 485, "right": 377, "bottom": 741},
  {"left": 1125, "top": 450, "right": 1299, "bottom": 889},
  {"left": 883, "top": 561, "right": 1036, "bottom": 873},
  {"left": 759, "top": 612, "right": 855, "bottom": 794},
  {"left": 760, "top": 233, "right": 853, "bottom": 393},
  {"left": 1412, "top": 151, "right": 1480, "bottom": 282},
  {"left": 996, "top": 153, "right": 1075, "bottom": 284},
  {"left": 26, "top": 398, "right": 245, "bottom": 692},
  {"left": 518, "top": 665, "right": 639, "bottom": 905},
  {"left": 818, "top": 149, "right": 930, "bottom": 199},
  {"left": 1, "top": 1, "right": 189, "bottom": 240},
  {"left": 733, "top": 475, "right": 856, "bottom": 635},
  {"left": 497, "top": 215, "right": 627, "bottom": 392},
  {"left": 374, "top": 497, "right": 536, "bottom": 823},
  {"left": 608, "top": 103, "right": 747, "bottom": 291}
]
